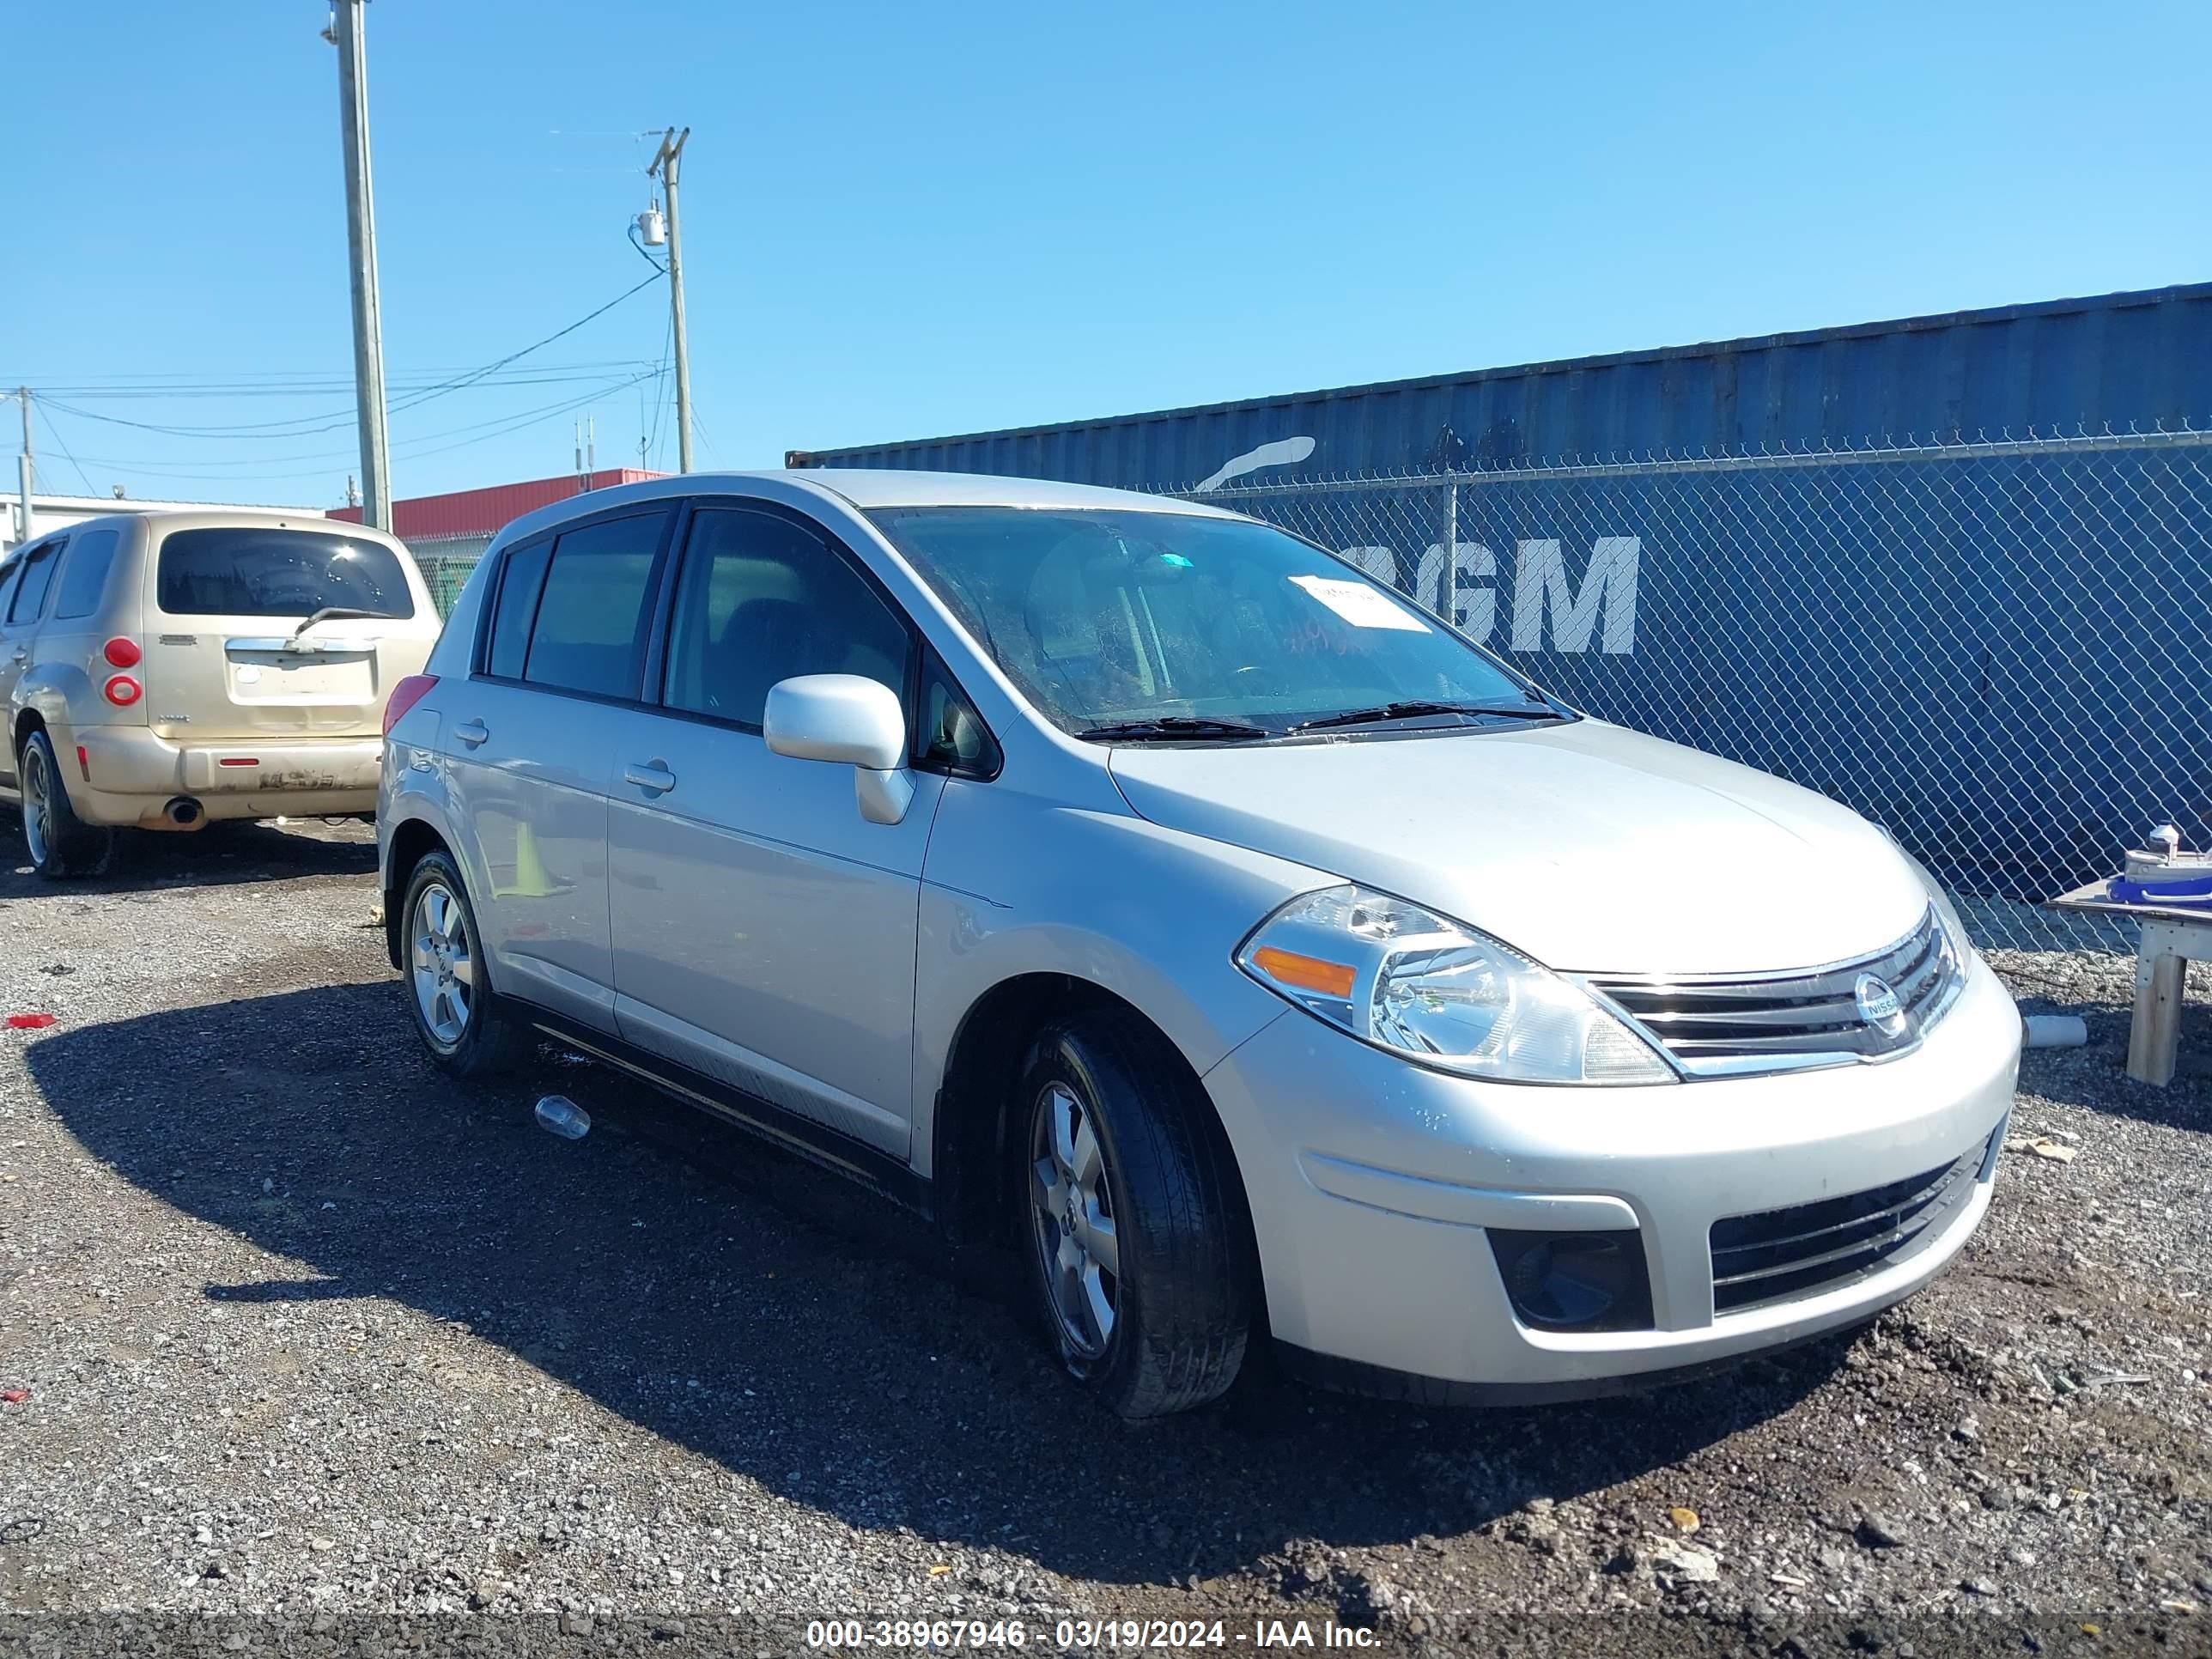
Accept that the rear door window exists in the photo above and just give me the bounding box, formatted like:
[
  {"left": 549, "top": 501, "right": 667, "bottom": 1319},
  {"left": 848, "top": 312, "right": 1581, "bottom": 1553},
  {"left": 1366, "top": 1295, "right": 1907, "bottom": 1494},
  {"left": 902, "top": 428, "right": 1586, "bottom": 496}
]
[
  {"left": 52, "top": 526, "right": 124, "bottom": 621},
  {"left": 156, "top": 526, "right": 415, "bottom": 619},
  {"left": 7, "top": 540, "right": 64, "bottom": 626},
  {"left": 520, "top": 510, "right": 670, "bottom": 700}
]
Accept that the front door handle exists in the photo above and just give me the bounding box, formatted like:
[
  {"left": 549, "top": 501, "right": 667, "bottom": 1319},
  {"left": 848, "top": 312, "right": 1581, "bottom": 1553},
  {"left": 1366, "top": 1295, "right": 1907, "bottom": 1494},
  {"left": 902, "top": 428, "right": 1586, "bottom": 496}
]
[
  {"left": 623, "top": 760, "right": 677, "bottom": 794},
  {"left": 451, "top": 719, "right": 490, "bottom": 748}
]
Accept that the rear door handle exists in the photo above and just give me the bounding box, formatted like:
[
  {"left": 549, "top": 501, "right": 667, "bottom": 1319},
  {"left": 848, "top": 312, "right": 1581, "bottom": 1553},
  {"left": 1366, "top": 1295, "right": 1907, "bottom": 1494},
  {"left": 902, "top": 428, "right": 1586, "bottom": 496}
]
[
  {"left": 451, "top": 719, "right": 490, "bottom": 747},
  {"left": 623, "top": 761, "right": 677, "bottom": 794}
]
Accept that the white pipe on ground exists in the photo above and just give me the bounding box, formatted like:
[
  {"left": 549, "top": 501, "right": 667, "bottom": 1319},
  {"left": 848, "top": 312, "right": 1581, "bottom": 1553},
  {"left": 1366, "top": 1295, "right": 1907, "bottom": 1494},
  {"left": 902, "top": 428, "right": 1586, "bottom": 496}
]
[{"left": 2021, "top": 1014, "right": 2089, "bottom": 1048}]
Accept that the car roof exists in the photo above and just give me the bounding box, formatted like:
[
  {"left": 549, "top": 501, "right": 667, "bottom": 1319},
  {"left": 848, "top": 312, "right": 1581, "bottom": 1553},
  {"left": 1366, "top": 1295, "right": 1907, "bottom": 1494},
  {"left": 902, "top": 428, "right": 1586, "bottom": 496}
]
[
  {"left": 786, "top": 469, "right": 1231, "bottom": 513},
  {"left": 9, "top": 509, "right": 401, "bottom": 545},
  {"left": 491, "top": 468, "right": 1242, "bottom": 549}
]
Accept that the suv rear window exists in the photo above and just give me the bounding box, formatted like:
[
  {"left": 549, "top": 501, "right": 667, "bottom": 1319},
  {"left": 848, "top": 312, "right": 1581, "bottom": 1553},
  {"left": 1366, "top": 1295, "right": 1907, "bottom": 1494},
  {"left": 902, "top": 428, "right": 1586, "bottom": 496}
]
[{"left": 156, "top": 527, "right": 415, "bottom": 619}]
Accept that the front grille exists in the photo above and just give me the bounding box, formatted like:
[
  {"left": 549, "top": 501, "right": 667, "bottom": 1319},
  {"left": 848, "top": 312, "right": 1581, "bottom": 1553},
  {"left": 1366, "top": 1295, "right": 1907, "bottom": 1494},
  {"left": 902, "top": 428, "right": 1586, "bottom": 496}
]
[
  {"left": 1708, "top": 1140, "right": 1985, "bottom": 1315},
  {"left": 1584, "top": 907, "right": 1961, "bottom": 1078}
]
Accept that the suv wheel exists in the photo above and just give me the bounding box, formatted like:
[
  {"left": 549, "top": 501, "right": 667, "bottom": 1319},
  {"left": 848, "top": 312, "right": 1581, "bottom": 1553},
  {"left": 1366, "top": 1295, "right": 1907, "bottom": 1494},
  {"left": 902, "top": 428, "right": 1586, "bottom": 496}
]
[
  {"left": 1018, "top": 1011, "right": 1255, "bottom": 1419},
  {"left": 401, "top": 850, "right": 526, "bottom": 1077},
  {"left": 16, "top": 731, "right": 114, "bottom": 880}
]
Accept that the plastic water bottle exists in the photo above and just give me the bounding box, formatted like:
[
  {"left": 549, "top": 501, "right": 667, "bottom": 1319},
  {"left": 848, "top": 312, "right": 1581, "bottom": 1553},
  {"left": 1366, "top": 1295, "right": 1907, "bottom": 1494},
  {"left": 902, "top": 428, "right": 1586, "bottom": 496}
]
[{"left": 534, "top": 1095, "right": 591, "bottom": 1139}]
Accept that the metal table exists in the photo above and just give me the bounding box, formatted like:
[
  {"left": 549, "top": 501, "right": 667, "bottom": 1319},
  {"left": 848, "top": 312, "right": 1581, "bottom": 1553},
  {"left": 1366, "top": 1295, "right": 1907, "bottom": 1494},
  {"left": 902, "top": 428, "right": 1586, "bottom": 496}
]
[{"left": 2047, "top": 878, "right": 2211, "bottom": 1085}]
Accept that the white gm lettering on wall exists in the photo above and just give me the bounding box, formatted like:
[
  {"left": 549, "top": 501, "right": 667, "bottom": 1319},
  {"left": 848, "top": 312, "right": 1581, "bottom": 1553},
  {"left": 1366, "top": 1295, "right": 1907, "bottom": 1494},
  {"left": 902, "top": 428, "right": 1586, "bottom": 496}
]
[{"left": 1342, "top": 538, "right": 1642, "bottom": 654}]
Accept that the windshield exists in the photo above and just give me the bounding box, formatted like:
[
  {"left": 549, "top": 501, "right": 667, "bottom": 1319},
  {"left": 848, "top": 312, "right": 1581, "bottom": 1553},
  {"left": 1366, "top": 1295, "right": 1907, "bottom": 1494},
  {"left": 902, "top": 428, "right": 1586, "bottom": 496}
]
[
  {"left": 156, "top": 527, "right": 416, "bottom": 620},
  {"left": 867, "top": 506, "right": 1540, "bottom": 736}
]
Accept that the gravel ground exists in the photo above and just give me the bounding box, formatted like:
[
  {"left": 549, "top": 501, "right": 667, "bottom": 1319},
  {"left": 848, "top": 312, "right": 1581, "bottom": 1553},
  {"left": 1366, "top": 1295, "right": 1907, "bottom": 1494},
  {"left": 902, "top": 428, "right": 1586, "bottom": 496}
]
[{"left": 1, "top": 821, "right": 2209, "bottom": 1656}]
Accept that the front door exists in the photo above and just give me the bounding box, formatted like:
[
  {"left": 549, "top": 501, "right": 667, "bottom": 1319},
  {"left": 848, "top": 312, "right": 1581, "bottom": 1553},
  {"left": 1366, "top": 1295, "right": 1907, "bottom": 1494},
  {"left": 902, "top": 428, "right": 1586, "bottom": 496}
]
[
  {"left": 441, "top": 507, "right": 672, "bottom": 1030},
  {"left": 607, "top": 503, "right": 942, "bottom": 1158}
]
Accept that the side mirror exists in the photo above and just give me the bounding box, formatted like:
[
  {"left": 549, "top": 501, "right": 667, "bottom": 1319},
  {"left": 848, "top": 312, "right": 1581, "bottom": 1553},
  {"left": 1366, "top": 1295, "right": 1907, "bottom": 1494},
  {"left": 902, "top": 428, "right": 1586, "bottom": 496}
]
[{"left": 763, "top": 673, "right": 914, "bottom": 824}]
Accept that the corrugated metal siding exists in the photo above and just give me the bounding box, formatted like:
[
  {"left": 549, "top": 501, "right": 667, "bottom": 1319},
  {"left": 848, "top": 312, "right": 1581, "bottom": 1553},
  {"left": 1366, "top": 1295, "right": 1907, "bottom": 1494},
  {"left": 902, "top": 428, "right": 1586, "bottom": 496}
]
[
  {"left": 331, "top": 470, "right": 665, "bottom": 542},
  {"left": 795, "top": 285, "right": 2212, "bottom": 485}
]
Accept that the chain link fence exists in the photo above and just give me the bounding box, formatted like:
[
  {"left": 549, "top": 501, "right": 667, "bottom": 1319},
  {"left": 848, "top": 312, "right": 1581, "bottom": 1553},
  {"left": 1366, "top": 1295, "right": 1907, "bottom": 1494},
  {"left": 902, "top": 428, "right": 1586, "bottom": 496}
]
[
  {"left": 1176, "top": 428, "right": 2212, "bottom": 955},
  {"left": 414, "top": 555, "right": 483, "bottom": 622}
]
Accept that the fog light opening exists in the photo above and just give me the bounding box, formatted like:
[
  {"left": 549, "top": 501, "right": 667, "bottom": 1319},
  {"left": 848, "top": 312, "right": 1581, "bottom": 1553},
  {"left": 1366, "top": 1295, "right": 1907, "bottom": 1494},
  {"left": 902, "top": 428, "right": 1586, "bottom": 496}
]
[{"left": 1488, "top": 1228, "right": 1654, "bottom": 1333}]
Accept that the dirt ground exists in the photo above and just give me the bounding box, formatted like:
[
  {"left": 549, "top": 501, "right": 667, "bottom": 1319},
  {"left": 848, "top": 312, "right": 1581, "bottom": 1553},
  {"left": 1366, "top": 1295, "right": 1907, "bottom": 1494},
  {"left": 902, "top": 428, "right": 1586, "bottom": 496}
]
[{"left": 1, "top": 820, "right": 2208, "bottom": 1656}]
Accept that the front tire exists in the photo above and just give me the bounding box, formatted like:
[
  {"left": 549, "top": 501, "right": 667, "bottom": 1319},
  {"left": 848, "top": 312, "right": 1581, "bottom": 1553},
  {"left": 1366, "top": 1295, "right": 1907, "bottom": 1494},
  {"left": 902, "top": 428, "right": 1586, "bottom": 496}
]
[
  {"left": 1017, "top": 1010, "right": 1255, "bottom": 1419},
  {"left": 16, "top": 730, "right": 113, "bottom": 880},
  {"left": 400, "top": 849, "right": 526, "bottom": 1078}
]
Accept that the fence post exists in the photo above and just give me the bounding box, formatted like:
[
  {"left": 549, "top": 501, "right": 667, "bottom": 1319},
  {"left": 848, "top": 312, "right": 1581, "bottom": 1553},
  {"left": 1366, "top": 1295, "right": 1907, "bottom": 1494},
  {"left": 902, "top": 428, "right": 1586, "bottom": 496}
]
[{"left": 1438, "top": 479, "right": 1457, "bottom": 614}]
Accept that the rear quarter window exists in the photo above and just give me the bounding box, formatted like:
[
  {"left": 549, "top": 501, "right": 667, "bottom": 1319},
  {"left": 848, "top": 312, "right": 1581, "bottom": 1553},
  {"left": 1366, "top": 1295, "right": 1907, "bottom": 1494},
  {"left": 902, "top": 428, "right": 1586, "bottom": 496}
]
[
  {"left": 156, "top": 526, "right": 415, "bottom": 619},
  {"left": 52, "top": 526, "right": 125, "bottom": 621},
  {"left": 6, "top": 541, "right": 63, "bottom": 626},
  {"left": 483, "top": 540, "right": 551, "bottom": 680}
]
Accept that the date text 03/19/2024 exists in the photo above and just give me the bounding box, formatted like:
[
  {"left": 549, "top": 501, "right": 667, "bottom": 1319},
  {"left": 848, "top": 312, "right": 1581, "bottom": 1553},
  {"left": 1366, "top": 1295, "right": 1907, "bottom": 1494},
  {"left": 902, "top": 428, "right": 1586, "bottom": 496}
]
[{"left": 803, "top": 1619, "right": 1379, "bottom": 1649}]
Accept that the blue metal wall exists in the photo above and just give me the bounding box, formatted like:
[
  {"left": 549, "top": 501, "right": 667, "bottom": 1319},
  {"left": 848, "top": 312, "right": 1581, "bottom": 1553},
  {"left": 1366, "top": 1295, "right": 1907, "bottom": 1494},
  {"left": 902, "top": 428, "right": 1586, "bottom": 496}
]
[{"left": 793, "top": 285, "right": 2212, "bottom": 487}]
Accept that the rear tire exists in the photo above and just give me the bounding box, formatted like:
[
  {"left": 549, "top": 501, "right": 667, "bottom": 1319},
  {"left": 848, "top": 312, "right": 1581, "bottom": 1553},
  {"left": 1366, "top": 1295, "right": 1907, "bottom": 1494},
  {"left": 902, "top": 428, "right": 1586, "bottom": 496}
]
[
  {"left": 16, "top": 730, "right": 114, "bottom": 880},
  {"left": 1016, "top": 1009, "right": 1255, "bottom": 1419},
  {"left": 400, "top": 849, "right": 527, "bottom": 1078}
]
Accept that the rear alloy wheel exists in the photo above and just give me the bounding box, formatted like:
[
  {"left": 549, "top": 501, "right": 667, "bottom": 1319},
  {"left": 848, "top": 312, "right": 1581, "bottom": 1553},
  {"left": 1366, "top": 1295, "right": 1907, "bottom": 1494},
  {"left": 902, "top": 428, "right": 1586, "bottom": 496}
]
[
  {"left": 16, "top": 731, "right": 113, "bottom": 880},
  {"left": 1017, "top": 1010, "right": 1255, "bottom": 1419},
  {"left": 401, "top": 850, "right": 525, "bottom": 1077}
]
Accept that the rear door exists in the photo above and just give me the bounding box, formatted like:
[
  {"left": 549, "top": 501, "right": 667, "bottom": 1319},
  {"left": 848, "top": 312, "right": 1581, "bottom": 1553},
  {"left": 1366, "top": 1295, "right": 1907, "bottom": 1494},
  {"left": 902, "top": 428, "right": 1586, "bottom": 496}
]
[
  {"left": 0, "top": 536, "right": 64, "bottom": 720},
  {"left": 441, "top": 505, "right": 675, "bottom": 1031},
  {"left": 0, "top": 547, "right": 47, "bottom": 787},
  {"left": 143, "top": 522, "right": 425, "bottom": 739}
]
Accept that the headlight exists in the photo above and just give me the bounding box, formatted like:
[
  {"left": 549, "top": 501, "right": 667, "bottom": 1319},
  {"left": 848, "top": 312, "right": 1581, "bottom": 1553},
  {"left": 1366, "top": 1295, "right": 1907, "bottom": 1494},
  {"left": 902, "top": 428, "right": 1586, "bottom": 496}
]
[{"left": 1235, "top": 884, "right": 1677, "bottom": 1085}]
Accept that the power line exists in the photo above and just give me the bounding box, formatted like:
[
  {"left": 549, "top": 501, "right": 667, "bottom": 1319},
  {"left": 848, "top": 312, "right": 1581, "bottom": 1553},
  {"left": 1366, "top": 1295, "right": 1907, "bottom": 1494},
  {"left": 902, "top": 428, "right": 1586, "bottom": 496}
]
[
  {"left": 33, "top": 270, "right": 667, "bottom": 442},
  {"left": 52, "top": 372, "right": 662, "bottom": 483},
  {"left": 33, "top": 401, "right": 98, "bottom": 496},
  {"left": 14, "top": 357, "right": 652, "bottom": 387},
  {"left": 38, "top": 366, "right": 654, "bottom": 401}
]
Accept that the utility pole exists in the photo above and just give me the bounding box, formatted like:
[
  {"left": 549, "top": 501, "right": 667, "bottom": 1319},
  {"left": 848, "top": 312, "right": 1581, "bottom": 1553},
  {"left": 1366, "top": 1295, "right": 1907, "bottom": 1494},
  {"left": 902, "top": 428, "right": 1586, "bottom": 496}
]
[
  {"left": 647, "top": 127, "right": 694, "bottom": 472},
  {"left": 14, "top": 389, "right": 33, "bottom": 549},
  {"left": 329, "top": 0, "right": 392, "bottom": 528}
]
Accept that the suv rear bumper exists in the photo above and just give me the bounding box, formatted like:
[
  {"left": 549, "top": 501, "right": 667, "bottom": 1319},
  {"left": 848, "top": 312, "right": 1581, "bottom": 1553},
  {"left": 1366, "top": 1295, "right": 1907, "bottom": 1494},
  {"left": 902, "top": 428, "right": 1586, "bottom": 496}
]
[{"left": 63, "top": 726, "right": 382, "bottom": 824}]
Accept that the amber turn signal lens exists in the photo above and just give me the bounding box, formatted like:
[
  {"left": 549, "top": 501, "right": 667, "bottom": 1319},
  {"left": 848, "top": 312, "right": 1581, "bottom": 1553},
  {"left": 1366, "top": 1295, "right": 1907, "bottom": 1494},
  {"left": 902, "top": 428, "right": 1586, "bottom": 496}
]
[{"left": 1250, "top": 946, "right": 1358, "bottom": 999}]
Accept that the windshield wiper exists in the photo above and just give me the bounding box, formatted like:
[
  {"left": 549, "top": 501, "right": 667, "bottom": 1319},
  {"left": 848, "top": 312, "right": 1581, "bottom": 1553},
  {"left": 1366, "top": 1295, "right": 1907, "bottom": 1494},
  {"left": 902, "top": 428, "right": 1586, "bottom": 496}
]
[
  {"left": 1075, "top": 715, "right": 1273, "bottom": 743},
  {"left": 288, "top": 605, "right": 381, "bottom": 644},
  {"left": 1285, "top": 697, "right": 1570, "bottom": 735}
]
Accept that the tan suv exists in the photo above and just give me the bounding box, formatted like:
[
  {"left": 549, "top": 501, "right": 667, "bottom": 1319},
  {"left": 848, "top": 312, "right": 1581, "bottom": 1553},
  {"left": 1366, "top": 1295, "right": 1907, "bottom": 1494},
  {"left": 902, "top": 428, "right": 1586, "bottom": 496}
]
[{"left": 3, "top": 509, "right": 441, "bottom": 878}]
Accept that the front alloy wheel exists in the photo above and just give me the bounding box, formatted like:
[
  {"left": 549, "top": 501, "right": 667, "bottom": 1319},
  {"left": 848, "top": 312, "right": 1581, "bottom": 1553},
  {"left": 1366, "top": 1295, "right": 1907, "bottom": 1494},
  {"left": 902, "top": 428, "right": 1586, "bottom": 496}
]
[
  {"left": 1030, "top": 1081, "right": 1122, "bottom": 1359},
  {"left": 1014, "top": 1011, "right": 1255, "bottom": 1419}
]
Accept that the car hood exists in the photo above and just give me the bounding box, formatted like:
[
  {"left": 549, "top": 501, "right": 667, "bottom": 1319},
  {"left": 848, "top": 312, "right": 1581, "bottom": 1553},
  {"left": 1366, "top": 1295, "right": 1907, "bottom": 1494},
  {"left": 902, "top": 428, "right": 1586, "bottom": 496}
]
[{"left": 1106, "top": 718, "right": 1929, "bottom": 975}]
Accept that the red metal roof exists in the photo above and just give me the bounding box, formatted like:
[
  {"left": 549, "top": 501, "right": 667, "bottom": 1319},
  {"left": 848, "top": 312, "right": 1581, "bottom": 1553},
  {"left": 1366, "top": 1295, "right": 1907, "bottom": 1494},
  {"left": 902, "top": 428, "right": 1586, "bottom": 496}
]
[{"left": 331, "top": 470, "right": 665, "bottom": 543}]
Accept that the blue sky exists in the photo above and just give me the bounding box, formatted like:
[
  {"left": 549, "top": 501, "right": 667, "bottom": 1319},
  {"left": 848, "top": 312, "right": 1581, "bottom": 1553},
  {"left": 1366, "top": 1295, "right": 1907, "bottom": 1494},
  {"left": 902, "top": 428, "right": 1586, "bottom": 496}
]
[{"left": 1, "top": 0, "right": 2205, "bottom": 507}]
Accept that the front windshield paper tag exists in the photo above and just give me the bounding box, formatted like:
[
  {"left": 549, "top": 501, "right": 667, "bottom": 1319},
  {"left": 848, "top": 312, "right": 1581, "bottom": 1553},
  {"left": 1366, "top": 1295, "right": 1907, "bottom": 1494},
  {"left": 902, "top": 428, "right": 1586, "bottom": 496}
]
[{"left": 1289, "top": 574, "right": 1431, "bottom": 632}]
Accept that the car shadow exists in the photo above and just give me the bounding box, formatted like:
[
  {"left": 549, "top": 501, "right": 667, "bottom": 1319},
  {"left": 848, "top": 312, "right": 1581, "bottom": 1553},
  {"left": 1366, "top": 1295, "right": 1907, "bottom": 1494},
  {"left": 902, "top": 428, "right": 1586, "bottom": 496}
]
[
  {"left": 27, "top": 981, "right": 1845, "bottom": 1590},
  {"left": 0, "top": 812, "right": 376, "bottom": 899}
]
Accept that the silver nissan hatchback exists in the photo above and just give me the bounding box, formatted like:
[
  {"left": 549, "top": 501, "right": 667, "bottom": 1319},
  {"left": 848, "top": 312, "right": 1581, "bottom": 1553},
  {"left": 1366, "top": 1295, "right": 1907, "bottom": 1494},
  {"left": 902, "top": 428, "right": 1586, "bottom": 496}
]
[{"left": 378, "top": 471, "right": 2021, "bottom": 1419}]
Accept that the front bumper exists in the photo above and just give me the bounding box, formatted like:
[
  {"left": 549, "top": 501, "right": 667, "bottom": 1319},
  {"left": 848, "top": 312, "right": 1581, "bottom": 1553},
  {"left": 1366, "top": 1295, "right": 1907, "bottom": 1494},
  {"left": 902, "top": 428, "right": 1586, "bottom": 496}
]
[
  {"left": 66, "top": 725, "right": 382, "bottom": 824},
  {"left": 1202, "top": 955, "right": 2021, "bottom": 1394}
]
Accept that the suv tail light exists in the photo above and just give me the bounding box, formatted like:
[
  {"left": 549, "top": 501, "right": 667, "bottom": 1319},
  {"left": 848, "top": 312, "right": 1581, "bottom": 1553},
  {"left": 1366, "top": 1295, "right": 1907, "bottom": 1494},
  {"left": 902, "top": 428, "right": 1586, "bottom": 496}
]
[
  {"left": 383, "top": 674, "right": 438, "bottom": 736},
  {"left": 103, "top": 674, "right": 143, "bottom": 707},
  {"left": 102, "top": 637, "right": 142, "bottom": 668}
]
